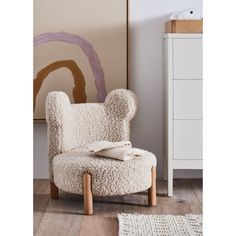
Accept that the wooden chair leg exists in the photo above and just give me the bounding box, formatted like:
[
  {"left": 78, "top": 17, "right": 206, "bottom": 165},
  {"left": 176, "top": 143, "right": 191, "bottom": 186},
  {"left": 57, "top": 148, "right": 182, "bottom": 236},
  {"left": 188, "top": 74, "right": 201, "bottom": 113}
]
[
  {"left": 50, "top": 181, "right": 59, "bottom": 199},
  {"left": 83, "top": 172, "right": 93, "bottom": 215},
  {"left": 148, "top": 166, "right": 157, "bottom": 206}
]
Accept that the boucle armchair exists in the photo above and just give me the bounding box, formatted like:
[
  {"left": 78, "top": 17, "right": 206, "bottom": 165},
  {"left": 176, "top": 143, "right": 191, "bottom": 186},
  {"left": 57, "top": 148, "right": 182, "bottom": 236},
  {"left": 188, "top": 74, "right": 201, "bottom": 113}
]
[{"left": 46, "top": 89, "right": 157, "bottom": 215}]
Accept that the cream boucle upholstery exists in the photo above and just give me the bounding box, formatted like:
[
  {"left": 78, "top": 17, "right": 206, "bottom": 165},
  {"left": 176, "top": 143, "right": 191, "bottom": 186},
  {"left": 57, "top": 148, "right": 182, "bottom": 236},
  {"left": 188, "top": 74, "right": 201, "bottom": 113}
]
[
  {"left": 53, "top": 148, "right": 156, "bottom": 196},
  {"left": 46, "top": 89, "right": 157, "bottom": 196}
]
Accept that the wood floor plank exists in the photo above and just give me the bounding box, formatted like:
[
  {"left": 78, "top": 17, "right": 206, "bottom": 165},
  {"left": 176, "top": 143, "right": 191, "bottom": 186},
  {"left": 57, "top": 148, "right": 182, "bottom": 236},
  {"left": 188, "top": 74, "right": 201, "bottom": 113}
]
[
  {"left": 157, "top": 180, "right": 169, "bottom": 197},
  {"left": 92, "top": 196, "right": 124, "bottom": 217},
  {"left": 122, "top": 179, "right": 163, "bottom": 214},
  {"left": 33, "top": 194, "right": 49, "bottom": 235},
  {"left": 191, "top": 179, "right": 203, "bottom": 204},
  {"left": 35, "top": 198, "right": 83, "bottom": 236},
  {"left": 34, "top": 179, "right": 202, "bottom": 235},
  {"left": 79, "top": 216, "right": 118, "bottom": 236},
  {"left": 173, "top": 179, "right": 202, "bottom": 214},
  {"left": 34, "top": 179, "right": 50, "bottom": 195},
  {"left": 123, "top": 192, "right": 163, "bottom": 215}
]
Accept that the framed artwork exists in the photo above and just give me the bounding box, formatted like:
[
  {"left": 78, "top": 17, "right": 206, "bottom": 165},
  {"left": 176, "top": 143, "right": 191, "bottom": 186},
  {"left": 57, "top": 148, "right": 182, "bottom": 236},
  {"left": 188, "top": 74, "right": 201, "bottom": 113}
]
[{"left": 34, "top": 0, "right": 128, "bottom": 120}]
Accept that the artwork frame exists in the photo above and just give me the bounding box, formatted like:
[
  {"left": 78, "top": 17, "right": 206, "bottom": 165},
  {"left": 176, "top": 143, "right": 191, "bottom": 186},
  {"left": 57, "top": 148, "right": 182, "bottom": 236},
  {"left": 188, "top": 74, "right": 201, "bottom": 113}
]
[{"left": 34, "top": 0, "right": 129, "bottom": 120}]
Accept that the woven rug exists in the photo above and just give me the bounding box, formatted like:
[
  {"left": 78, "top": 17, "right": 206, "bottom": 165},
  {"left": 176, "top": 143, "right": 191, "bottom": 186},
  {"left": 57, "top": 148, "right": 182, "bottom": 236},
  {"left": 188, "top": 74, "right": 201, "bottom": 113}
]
[{"left": 118, "top": 213, "right": 202, "bottom": 236}]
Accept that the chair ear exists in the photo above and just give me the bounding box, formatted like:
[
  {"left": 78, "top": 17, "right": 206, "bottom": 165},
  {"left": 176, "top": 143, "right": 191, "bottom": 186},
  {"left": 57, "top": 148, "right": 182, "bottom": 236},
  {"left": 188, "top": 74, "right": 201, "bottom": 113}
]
[
  {"left": 45, "top": 91, "right": 71, "bottom": 123},
  {"left": 104, "top": 89, "right": 137, "bottom": 120}
]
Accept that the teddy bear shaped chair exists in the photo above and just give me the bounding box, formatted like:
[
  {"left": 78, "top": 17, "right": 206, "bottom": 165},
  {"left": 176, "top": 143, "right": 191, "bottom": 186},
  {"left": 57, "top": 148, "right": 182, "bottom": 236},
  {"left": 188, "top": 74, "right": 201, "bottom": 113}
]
[{"left": 46, "top": 89, "right": 157, "bottom": 215}]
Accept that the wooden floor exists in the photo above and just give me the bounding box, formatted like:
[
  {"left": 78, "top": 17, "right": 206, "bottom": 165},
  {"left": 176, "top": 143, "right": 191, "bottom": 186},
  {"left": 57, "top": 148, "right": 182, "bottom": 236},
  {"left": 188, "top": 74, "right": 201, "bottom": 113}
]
[{"left": 34, "top": 179, "right": 202, "bottom": 236}]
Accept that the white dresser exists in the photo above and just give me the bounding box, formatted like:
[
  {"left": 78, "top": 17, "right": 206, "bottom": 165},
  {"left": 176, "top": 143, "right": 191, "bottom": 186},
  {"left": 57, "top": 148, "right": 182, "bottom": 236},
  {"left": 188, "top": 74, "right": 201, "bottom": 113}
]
[{"left": 164, "top": 34, "right": 203, "bottom": 196}]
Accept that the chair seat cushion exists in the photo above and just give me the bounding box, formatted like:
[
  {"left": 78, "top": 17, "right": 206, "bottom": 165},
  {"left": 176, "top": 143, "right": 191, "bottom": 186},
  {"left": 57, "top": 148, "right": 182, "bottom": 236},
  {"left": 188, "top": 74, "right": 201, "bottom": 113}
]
[{"left": 52, "top": 148, "right": 157, "bottom": 196}]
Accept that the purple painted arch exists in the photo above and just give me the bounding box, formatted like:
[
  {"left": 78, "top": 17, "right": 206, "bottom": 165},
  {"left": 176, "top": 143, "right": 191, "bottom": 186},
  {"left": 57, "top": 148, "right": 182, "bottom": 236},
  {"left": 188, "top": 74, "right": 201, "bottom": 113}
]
[{"left": 34, "top": 32, "right": 107, "bottom": 102}]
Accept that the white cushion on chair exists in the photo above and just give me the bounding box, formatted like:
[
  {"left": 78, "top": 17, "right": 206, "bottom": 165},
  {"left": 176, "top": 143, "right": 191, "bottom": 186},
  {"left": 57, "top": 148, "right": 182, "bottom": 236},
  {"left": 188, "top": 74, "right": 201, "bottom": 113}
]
[{"left": 52, "top": 148, "right": 156, "bottom": 196}]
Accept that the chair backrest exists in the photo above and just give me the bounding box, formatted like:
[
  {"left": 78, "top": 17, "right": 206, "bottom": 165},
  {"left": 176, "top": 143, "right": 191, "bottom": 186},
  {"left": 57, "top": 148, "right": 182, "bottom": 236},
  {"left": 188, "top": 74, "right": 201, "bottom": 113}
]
[{"left": 46, "top": 89, "right": 137, "bottom": 162}]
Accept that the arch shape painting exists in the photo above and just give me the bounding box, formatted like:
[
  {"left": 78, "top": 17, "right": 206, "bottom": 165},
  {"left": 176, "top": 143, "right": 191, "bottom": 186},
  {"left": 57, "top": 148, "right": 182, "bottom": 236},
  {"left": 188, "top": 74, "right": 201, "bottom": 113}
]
[
  {"left": 34, "top": 59, "right": 87, "bottom": 110},
  {"left": 34, "top": 0, "right": 127, "bottom": 119},
  {"left": 34, "top": 32, "right": 106, "bottom": 103}
]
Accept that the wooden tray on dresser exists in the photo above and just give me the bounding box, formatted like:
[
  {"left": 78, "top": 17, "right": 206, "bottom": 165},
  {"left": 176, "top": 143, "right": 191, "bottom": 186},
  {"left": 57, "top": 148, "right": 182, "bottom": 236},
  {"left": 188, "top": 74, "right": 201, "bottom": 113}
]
[{"left": 166, "top": 20, "right": 203, "bottom": 33}]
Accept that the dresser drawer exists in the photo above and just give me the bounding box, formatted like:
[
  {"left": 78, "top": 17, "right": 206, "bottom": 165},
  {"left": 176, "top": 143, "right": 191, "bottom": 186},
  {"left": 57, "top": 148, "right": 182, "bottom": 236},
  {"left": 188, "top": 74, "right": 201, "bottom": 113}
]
[
  {"left": 173, "top": 39, "right": 202, "bottom": 80},
  {"left": 173, "top": 120, "right": 202, "bottom": 160},
  {"left": 174, "top": 80, "right": 202, "bottom": 119}
]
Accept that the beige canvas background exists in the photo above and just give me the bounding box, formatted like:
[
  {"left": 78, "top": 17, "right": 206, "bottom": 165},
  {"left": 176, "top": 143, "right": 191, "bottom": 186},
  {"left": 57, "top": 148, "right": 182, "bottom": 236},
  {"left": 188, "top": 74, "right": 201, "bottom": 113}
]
[{"left": 34, "top": 0, "right": 127, "bottom": 119}]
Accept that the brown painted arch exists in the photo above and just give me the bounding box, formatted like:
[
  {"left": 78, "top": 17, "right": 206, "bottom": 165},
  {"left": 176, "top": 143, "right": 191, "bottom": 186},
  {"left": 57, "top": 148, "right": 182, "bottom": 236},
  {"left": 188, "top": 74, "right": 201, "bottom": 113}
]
[{"left": 34, "top": 60, "right": 87, "bottom": 110}]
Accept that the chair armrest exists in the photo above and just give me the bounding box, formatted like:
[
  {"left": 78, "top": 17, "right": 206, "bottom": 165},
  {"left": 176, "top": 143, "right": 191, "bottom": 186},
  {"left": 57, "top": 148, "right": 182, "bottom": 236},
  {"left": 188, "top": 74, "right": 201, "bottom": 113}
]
[{"left": 45, "top": 91, "right": 74, "bottom": 180}]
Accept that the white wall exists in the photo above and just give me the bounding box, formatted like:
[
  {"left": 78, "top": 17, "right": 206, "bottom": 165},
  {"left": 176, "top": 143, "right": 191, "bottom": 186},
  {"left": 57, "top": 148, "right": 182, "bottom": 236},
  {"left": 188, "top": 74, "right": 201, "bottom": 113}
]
[
  {"left": 128, "top": 0, "right": 202, "bottom": 179},
  {"left": 34, "top": 0, "right": 203, "bottom": 179},
  {"left": 34, "top": 122, "right": 48, "bottom": 178}
]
